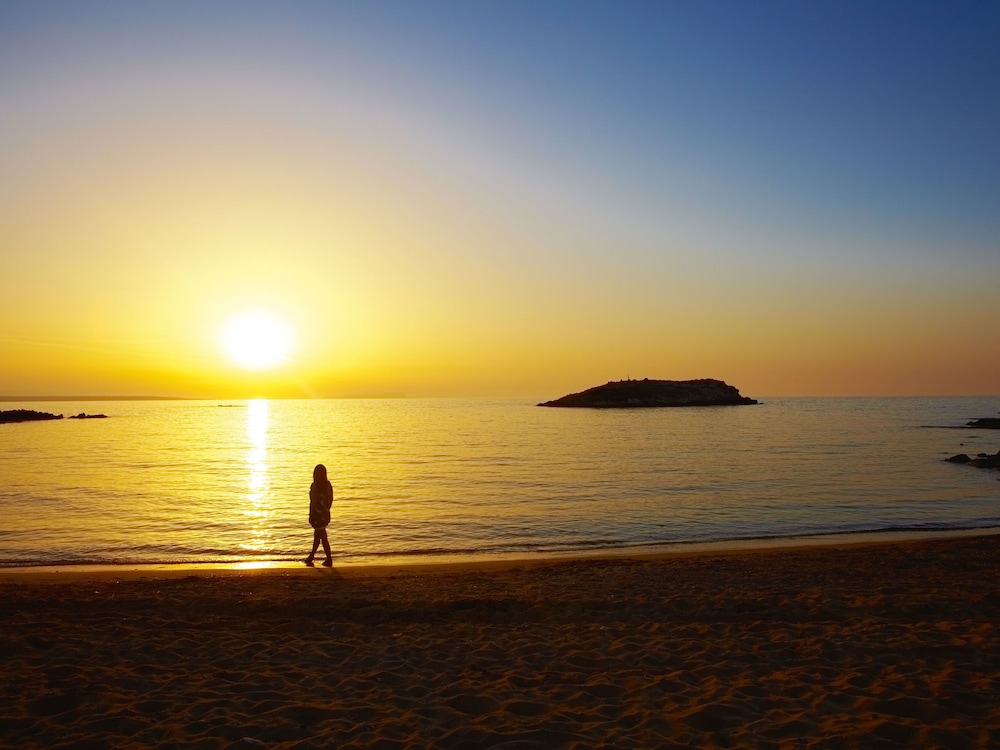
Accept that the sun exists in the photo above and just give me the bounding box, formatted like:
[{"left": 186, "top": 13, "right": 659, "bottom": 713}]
[{"left": 219, "top": 309, "right": 295, "bottom": 370}]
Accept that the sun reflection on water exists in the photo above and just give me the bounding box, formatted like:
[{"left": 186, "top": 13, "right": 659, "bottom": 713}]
[{"left": 243, "top": 399, "right": 274, "bottom": 554}]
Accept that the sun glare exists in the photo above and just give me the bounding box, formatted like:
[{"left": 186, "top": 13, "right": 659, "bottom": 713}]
[{"left": 220, "top": 309, "right": 295, "bottom": 370}]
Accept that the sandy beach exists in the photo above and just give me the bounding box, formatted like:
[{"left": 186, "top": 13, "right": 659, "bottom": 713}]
[{"left": 2, "top": 535, "right": 998, "bottom": 749}]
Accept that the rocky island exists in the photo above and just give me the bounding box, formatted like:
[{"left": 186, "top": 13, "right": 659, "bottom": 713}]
[
  {"left": 1, "top": 409, "right": 108, "bottom": 423},
  {"left": 0, "top": 409, "right": 64, "bottom": 423},
  {"left": 538, "top": 378, "right": 758, "bottom": 408}
]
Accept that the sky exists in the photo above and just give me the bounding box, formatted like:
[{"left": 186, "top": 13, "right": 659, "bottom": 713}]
[{"left": 1, "top": 1, "right": 998, "bottom": 398}]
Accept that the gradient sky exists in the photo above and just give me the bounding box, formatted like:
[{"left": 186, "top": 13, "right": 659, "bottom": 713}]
[{"left": 1, "top": 1, "right": 998, "bottom": 398}]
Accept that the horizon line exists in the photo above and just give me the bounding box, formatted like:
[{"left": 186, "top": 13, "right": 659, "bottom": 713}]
[{"left": 2, "top": 393, "right": 999, "bottom": 403}]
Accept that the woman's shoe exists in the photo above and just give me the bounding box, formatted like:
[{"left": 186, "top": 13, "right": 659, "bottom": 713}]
[
  {"left": 304, "top": 557, "right": 315, "bottom": 566},
  {"left": 321, "top": 558, "right": 333, "bottom": 567}
]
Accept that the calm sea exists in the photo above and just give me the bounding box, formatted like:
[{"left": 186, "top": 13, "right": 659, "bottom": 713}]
[{"left": 0, "top": 397, "right": 998, "bottom": 567}]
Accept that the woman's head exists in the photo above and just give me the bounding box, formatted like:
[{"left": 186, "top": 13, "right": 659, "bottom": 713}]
[{"left": 313, "top": 464, "right": 327, "bottom": 483}]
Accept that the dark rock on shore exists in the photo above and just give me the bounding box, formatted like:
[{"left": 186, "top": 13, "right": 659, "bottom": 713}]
[
  {"left": 0, "top": 409, "right": 63, "bottom": 423},
  {"left": 68, "top": 412, "right": 108, "bottom": 419},
  {"left": 966, "top": 418, "right": 1000, "bottom": 429},
  {"left": 946, "top": 453, "right": 972, "bottom": 464},
  {"left": 538, "top": 378, "right": 758, "bottom": 408}
]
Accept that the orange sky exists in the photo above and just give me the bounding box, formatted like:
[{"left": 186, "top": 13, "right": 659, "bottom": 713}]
[{"left": 1, "top": 4, "right": 998, "bottom": 398}]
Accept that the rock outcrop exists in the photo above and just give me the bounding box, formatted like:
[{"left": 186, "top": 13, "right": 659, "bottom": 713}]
[
  {"left": 966, "top": 418, "right": 1000, "bottom": 429},
  {"left": 946, "top": 450, "right": 1000, "bottom": 470},
  {"left": 970, "top": 453, "right": 1000, "bottom": 469},
  {"left": 0, "top": 409, "right": 63, "bottom": 423},
  {"left": 538, "top": 378, "right": 758, "bottom": 408}
]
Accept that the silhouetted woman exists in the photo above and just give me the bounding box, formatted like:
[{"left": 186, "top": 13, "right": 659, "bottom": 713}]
[{"left": 305, "top": 463, "right": 333, "bottom": 567}]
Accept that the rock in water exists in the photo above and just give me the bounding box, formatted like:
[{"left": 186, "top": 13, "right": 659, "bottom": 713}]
[
  {"left": 946, "top": 454, "right": 973, "bottom": 463},
  {"left": 947, "top": 450, "right": 1000, "bottom": 470},
  {"left": 969, "top": 453, "right": 1000, "bottom": 469},
  {"left": 966, "top": 418, "right": 1000, "bottom": 429},
  {"left": 0, "top": 409, "right": 64, "bottom": 423},
  {"left": 538, "top": 378, "right": 758, "bottom": 408}
]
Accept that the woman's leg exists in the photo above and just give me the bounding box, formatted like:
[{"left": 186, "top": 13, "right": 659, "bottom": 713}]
[
  {"left": 320, "top": 528, "right": 332, "bottom": 564},
  {"left": 306, "top": 528, "right": 322, "bottom": 563}
]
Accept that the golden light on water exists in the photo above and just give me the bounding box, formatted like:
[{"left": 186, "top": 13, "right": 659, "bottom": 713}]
[{"left": 243, "top": 399, "right": 274, "bottom": 554}]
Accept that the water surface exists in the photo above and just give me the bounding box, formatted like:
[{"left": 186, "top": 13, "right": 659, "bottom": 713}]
[{"left": 1, "top": 397, "right": 997, "bottom": 566}]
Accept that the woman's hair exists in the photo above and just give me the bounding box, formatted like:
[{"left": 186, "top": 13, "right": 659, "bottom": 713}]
[{"left": 313, "top": 464, "right": 328, "bottom": 483}]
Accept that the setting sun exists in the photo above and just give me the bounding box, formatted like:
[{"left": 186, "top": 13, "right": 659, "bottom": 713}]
[{"left": 219, "top": 309, "right": 295, "bottom": 370}]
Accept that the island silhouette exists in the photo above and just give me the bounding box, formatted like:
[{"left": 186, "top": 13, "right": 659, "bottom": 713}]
[
  {"left": 0, "top": 409, "right": 64, "bottom": 423},
  {"left": 0, "top": 409, "right": 108, "bottom": 423},
  {"left": 538, "top": 378, "right": 758, "bottom": 408}
]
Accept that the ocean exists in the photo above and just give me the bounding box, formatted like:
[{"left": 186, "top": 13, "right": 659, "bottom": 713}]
[{"left": 0, "top": 397, "right": 997, "bottom": 567}]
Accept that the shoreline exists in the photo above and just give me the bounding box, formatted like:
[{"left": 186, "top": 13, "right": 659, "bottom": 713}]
[{"left": 2, "top": 526, "right": 998, "bottom": 583}]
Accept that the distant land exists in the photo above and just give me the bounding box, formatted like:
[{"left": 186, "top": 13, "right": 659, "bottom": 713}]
[
  {"left": 539, "top": 378, "right": 759, "bottom": 408},
  {"left": 0, "top": 396, "right": 182, "bottom": 402},
  {"left": 1, "top": 409, "right": 109, "bottom": 423},
  {"left": 0, "top": 409, "right": 64, "bottom": 423}
]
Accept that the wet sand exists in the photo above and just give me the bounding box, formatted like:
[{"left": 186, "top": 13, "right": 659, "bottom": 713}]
[{"left": 1, "top": 535, "right": 998, "bottom": 748}]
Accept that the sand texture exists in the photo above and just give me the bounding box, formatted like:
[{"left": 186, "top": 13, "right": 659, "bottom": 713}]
[{"left": 1, "top": 536, "right": 999, "bottom": 749}]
